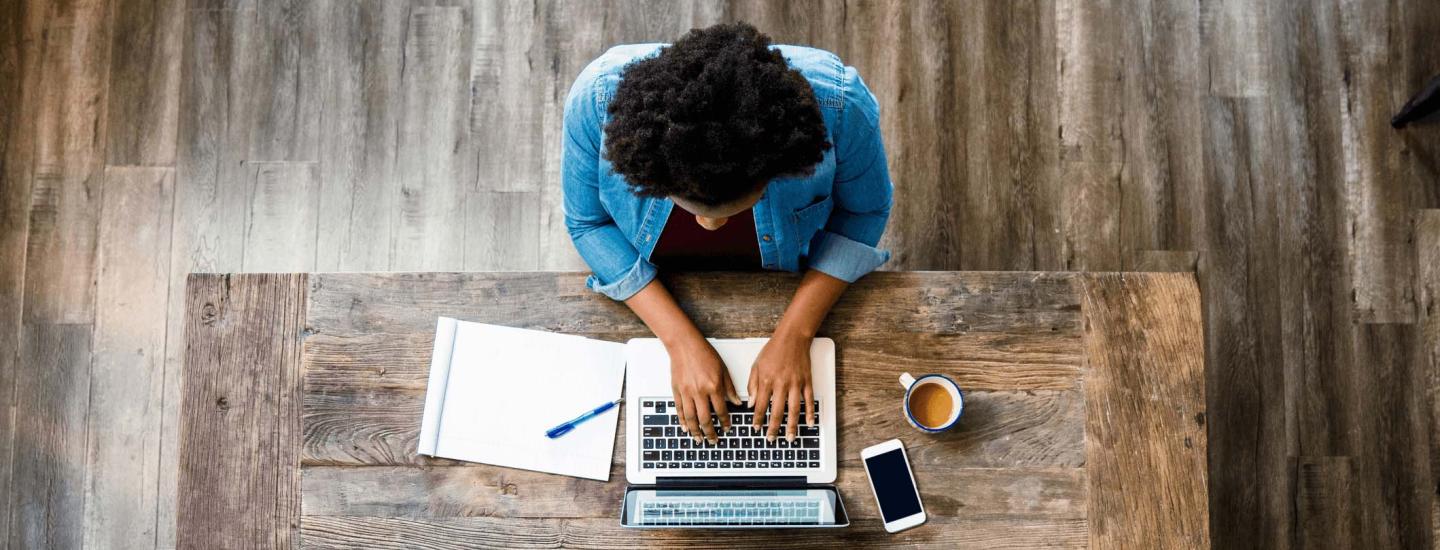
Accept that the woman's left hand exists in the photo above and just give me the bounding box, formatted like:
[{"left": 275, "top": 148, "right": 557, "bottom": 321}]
[{"left": 747, "top": 332, "right": 814, "bottom": 442}]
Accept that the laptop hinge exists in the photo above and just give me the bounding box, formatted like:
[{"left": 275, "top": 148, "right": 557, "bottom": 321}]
[{"left": 654, "top": 476, "right": 807, "bottom": 488}]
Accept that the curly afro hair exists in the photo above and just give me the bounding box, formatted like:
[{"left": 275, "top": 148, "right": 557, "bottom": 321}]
[{"left": 602, "top": 22, "right": 832, "bottom": 206}]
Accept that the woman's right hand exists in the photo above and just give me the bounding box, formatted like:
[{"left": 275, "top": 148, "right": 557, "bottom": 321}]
[{"left": 667, "top": 335, "right": 740, "bottom": 444}]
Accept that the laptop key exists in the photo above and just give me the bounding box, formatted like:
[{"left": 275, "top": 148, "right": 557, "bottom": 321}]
[
  {"left": 757, "top": 462, "right": 769, "bottom": 469},
  {"left": 643, "top": 415, "right": 667, "bottom": 426},
  {"left": 809, "top": 461, "right": 820, "bottom": 468},
  {"left": 643, "top": 440, "right": 654, "bottom": 449},
  {"left": 669, "top": 415, "right": 679, "bottom": 425},
  {"left": 656, "top": 402, "right": 666, "bottom": 413},
  {"left": 808, "top": 450, "right": 819, "bottom": 460},
  {"left": 784, "top": 461, "right": 794, "bottom": 468},
  {"left": 644, "top": 462, "right": 654, "bottom": 468},
  {"left": 707, "top": 462, "right": 718, "bottom": 468},
  {"left": 665, "top": 426, "right": 676, "bottom": 437},
  {"left": 643, "top": 452, "right": 658, "bottom": 461},
  {"left": 801, "top": 438, "right": 819, "bottom": 448},
  {"left": 800, "top": 426, "right": 819, "bottom": 437}
]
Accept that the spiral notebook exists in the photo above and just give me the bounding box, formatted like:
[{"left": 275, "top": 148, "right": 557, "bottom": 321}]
[{"left": 417, "top": 317, "right": 627, "bottom": 481}]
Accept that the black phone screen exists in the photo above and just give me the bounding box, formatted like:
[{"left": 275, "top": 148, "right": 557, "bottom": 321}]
[{"left": 863, "top": 448, "right": 922, "bottom": 522}]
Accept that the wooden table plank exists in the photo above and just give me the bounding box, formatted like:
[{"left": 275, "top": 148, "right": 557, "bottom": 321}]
[
  {"left": 177, "top": 274, "right": 308, "bottom": 548},
  {"left": 297, "top": 516, "right": 1088, "bottom": 550},
  {"left": 1078, "top": 273, "right": 1209, "bottom": 548},
  {"left": 301, "top": 464, "right": 1086, "bottom": 521},
  {"left": 305, "top": 271, "right": 1083, "bottom": 338}
]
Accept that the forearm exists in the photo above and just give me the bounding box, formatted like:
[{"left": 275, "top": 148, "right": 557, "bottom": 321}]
[
  {"left": 774, "top": 270, "right": 849, "bottom": 339},
  {"left": 623, "top": 278, "right": 704, "bottom": 346}
]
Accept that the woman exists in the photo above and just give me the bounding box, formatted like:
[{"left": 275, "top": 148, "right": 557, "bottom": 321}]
[{"left": 562, "top": 22, "right": 892, "bottom": 446}]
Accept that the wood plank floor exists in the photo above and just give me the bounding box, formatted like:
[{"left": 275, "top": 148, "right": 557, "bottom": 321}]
[{"left": 1, "top": 0, "right": 1437, "bottom": 548}]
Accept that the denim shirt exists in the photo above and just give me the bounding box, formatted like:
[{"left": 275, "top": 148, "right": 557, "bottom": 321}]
[{"left": 562, "top": 43, "right": 893, "bottom": 301}]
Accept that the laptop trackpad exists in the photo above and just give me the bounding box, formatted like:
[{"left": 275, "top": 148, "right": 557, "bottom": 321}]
[{"left": 621, "top": 486, "right": 848, "bottom": 528}]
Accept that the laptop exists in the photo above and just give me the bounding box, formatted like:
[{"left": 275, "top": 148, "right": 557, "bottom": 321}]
[{"left": 621, "top": 338, "right": 849, "bottom": 528}]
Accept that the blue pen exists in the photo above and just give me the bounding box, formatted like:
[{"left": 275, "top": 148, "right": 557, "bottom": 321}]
[{"left": 546, "top": 398, "right": 623, "bottom": 439}]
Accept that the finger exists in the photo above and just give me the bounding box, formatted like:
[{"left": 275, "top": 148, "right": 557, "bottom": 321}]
[
  {"left": 678, "top": 395, "right": 701, "bottom": 441},
  {"left": 724, "top": 374, "right": 741, "bottom": 406},
  {"left": 766, "top": 386, "right": 785, "bottom": 441},
  {"left": 785, "top": 388, "right": 801, "bottom": 442},
  {"left": 804, "top": 385, "right": 815, "bottom": 426},
  {"left": 750, "top": 384, "right": 771, "bottom": 430},
  {"left": 709, "top": 391, "right": 731, "bottom": 433},
  {"left": 694, "top": 398, "right": 718, "bottom": 443},
  {"left": 746, "top": 368, "right": 758, "bottom": 408},
  {"left": 671, "top": 387, "right": 687, "bottom": 433}
]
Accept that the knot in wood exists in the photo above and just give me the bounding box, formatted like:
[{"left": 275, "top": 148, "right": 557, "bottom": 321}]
[{"left": 201, "top": 303, "right": 219, "bottom": 325}]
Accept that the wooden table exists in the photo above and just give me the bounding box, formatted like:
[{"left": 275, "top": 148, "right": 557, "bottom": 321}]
[{"left": 176, "top": 272, "right": 1210, "bottom": 549}]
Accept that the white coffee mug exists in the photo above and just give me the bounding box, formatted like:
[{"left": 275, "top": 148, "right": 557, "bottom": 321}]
[{"left": 899, "top": 372, "right": 964, "bottom": 433}]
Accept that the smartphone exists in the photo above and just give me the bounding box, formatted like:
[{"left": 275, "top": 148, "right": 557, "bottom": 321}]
[{"left": 860, "top": 439, "right": 926, "bottom": 532}]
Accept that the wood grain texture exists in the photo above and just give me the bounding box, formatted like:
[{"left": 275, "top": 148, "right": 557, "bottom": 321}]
[
  {"left": 1296, "top": 456, "right": 1354, "bottom": 548},
  {"left": 21, "top": 0, "right": 112, "bottom": 325},
  {"left": 313, "top": 0, "right": 407, "bottom": 272},
  {"left": 305, "top": 271, "right": 1082, "bottom": 339},
  {"left": 298, "top": 515, "right": 1087, "bottom": 549},
  {"left": 1079, "top": 273, "right": 1209, "bottom": 548},
  {"left": 104, "top": 0, "right": 183, "bottom": 166},
  {"left": 176, "top": 274, "right": 308, "bottom": 549},
  {"left": 1338, "top": 0, "right": 1440, "bottom": 323},
  {"left": 464, "top": 191, "right": 542, "bottom": 270},
  {"left": 1197, "top": 94, "right": 1297, "bottom": 550},
  {"left": 390, "top": 4, "right": 473, "bottom": 271},
  {"left": 1056, "top": 0, "right": 1204, "bottom": 270},
  {"left": 242, "top": 161, "right": 320, "bottom": 272},
  {"left": 300, "top": 464, "right": 1086, "bottom": 521},
  {"left": 7, "top": 324, "right": 93, "bottom": 549},
  {"left": 247, "top": 0, "right": 321, "bottom": 162},
  {"left": 85, "top": 166, "right": 174, "bottom": 549},
  {"left": 1350, "top": 324, "right": 1434, "bottom": 549},
  {"left": 1419, "top": 210, "right": 1440, "bottom": 543},
  {"left": 0, "top": 0, "right": 41, "bottom": 544}
]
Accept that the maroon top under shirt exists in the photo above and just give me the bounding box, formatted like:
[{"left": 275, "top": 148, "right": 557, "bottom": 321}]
[{"left": 649, "top": 206, "right": 763, "bottom": 271}]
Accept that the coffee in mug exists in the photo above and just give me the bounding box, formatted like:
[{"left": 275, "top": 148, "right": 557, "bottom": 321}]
[{"left": 899, "top": 373, "right": 963, "bottom": 432}]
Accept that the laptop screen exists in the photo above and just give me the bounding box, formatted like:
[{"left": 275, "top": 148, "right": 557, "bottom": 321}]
[{"left": 621, "top": 487, "right": 848, "bottom": 528}]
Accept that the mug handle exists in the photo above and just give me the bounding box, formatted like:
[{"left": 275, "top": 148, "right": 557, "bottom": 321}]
[{"left": 899, "top": 372, "right": 916, "bottom": 389}]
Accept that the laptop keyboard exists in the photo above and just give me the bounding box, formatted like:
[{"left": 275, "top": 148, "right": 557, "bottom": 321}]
[
  {"left": 637, "top": 496, "right": 823, "bottom": 526},
  {"left": 639, "top": 398, "right": 822, "bottom": 471}
]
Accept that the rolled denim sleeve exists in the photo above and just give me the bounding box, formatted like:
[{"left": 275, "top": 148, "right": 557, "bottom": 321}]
[
  {"left": 808, "top": 67, "right": 893, "bottom": 283},
  {"left": 561, "top": 67, "right": 657, "bottom": 301}
]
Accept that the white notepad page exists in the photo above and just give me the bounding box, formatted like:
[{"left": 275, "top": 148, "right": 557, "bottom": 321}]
[{"left": 418, "top": 318, "right": 626, "bottom": 481}]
